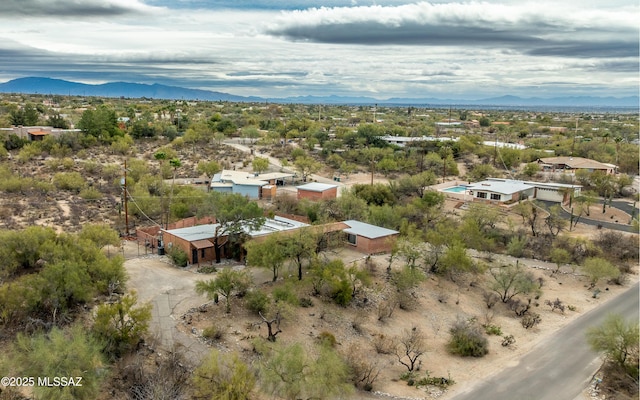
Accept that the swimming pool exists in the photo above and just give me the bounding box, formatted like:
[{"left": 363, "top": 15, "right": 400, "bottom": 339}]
[{"left": 442, "top": 185, "right": 468, "bottom": 193}]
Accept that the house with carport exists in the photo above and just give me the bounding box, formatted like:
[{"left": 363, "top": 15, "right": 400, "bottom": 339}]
[{"left": 454, "top": 178, "right": 581, "bottom": 205}]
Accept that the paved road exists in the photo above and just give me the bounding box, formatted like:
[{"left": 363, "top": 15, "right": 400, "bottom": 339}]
[
  {"left": 538, "top": 200, "right": 637, "bottom": 233},
  {"left": 450, "top": 282, "right": 640, "bottom": 400}
]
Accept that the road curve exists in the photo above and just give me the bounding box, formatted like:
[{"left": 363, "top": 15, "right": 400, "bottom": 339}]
[{"left": 450, "top": 282, "right": 639, "bottom": 400}]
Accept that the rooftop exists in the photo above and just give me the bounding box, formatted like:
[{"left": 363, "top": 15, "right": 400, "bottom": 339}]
[
  {"left": 467, "top": 179, "right": 534, "bottom": 195},
  {"left": 342, "top": 220, "right": 399, "bottom": 239},
  {"left": 163, "top": 216, "right": 309, "bottom": 241},
  {"left": 537, "top": 156, "right": 615, "bottom": 170},
  {"left": 212, "top": 170, "right": 268, "bottom": 186},
  {"left": 297, "top": 182, "right": 338, "bottom": 192}
]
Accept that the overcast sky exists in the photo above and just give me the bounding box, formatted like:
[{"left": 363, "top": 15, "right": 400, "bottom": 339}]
[{"left": 0, "top": 0, "right": 637, "bottom": 99}]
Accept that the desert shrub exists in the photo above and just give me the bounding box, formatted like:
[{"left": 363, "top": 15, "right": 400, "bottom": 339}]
[
  {"left": 167, "top": 247, "right": 188, "bottom": 267},
  {"left": 521, "top": 313, "right": 541, "bottom": 329},
  {"left": 202, "top": 324, "right": 225, "bottom": 341},
  {"left": 79, "top": 186, "right": 102, "bottom": 200},
  {"left": 447, "top": 318, "right": 489, "bottom": 357},
  {"left": 501, "top": 335, "right": 516, "bottom": 347},
  {"left": 372, "top": 333, "right": 395, "bottom": 355},
  {"left": 344, "top": 344, "right": 381, "bottom": 391},
  {"left": 318, "top": 331, "right": 337, "bottom": 347},
  {"left": 245, "top": 289, "right": 269, "bottom": 314},
  {"left": 484, "top": 325, "right": 502, "bottom": 336},
  {"left": 331, "top": 278, "right": 353, "bottom": 307},
  {"left": 483, "top": 291, "right": 499, "bottom": 309},
  {"left": 52, "top": 171, "right": 86, "bottom": 192},
  {"left": 506, "top": 235, "right": 528, "bottom": 257},
  {"left": 273, "top": 283, "right": 299, "bottom": 306},
  {"left": 545, "top": 298, "right": 565, "bottom": 314},
  {"left": 507, "top": 297, "right": 532, "bottom": 317},
  {"left": 299, "top": 297, "right": 314, "bottom": 308},
  {"left": 594, "top": 231, "right": 639, "bottom": 263},
  {"left": 415, "top": 372, "right": 455, "bottom": 389}
]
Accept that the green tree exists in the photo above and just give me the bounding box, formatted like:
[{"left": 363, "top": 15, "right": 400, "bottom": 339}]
[
  {"left": 197, "top": 160, "right": 222, "bottom": 177},
  {"left": 352, "top": 183, "right": 396, "bottom": 206},
  {"left": 77, "top": 105, "right": 120, "bottom": 142},
  {"left": 582, "top": 257, "right": 620, "bottom": 287},
  {"left": 281, "top": 228, "right": 318, "bottom": 280},
  {"left": 196, "top": 269, "right": 251, "bottom": 313},
  {"left": 522, "top": 162, "right": 540, "bottom": 178},
  {"left": 545, "top": 204, "right": 567, "bottom": 237},
  {"left": 79, "top": 224, "right": 121, "bottom": 248},
  {"left": 92, "top": 291, "right": 151, "bottom": 358},
  {"left": 294, "top": 155, "right": 321, "bottom": 182},
  {"left": 586, "top": 314, "right": 639, "bottom": 378},
  {"left": 192, "top": 349, "right": 255, "bottom": 400},
  {"left": 549, "top": 247, "right": 571, "bottom": 274},
  {"left": 6, "top": 324, "right": 105, "bottom": 400},
  {"left": 463, "top": 202, "right": 503, "bottom": 233},
  {"left": 252, "top": 157, "right": 270, "bottom": 174},
  {"left": 489, "top": 262, "right": 539, "bottom": 303},
  {"left": 258, "top": 341, "right": 352, "bottom": 400},
  {"left": 436, "top": 240, "right": 482, "bottom": 279},
  {"left": 245, "top": 235, "right": 287, "bottom": 282},
  {"left": 198, "top": 192, "right": 265, "bottom": 263},
  {"left": 513, "top": 200, "right": 542, "bottom": 236},
  {"left": 468, "top": 163, "right": 496, "bottom": 182}
]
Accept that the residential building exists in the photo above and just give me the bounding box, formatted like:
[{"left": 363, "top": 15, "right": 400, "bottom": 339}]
[
  {"left": 297, "top": 182, "right": 338, "bottom": 201},
  {"left": 537, "top": 156, "right": 617, "bottom": 174},
  {"left": 342, "top": 220, "right": 399, "bottom": 254}
]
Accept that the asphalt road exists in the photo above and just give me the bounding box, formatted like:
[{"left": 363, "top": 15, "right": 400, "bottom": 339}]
[
  {"left": 450, "top": 282, "right": 640, "bottom": 400},
  {"left": 538, "top": 200, "right": 637, "bottom": 233}
]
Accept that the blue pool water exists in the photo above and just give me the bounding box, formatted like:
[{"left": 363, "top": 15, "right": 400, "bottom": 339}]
[{"left": 442, "top": 185, "right": 468, "bottom": 193}]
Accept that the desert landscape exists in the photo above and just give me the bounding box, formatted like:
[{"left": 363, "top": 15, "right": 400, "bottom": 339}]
[{"left": 117, "top": 194, "right": 638, "bottom": 400}]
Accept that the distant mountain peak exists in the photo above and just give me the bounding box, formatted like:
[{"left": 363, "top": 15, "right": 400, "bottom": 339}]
[{"left": 0, "top": 77, "right": 637, "bottom": 109}]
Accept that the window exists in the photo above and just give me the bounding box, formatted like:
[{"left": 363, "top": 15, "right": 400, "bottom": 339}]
[
  {"left": 477, "top": 192, "right": 487, "bottom": 199},
  {"left": 347, "top": 233, "right": 357, "bottom": 245},
  {"left": 201, "top": 248, "right": 206, "bottom": 258},
  {"left": 490, "top": 193, "right": 501, "bottom": 200}
]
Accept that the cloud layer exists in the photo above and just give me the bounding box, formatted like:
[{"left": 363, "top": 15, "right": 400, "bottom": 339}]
[{"left": 0, "top": 0, "right": 637, "bottom": 99}]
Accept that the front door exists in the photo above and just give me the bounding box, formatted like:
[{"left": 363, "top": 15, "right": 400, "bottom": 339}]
[{"left": 192, "top": 249, "right": 198, "bottom": 264}]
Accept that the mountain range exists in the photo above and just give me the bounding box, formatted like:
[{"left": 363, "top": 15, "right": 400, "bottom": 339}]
[{"left": 0, "top": 77, "right": 638, "bottom": 109}]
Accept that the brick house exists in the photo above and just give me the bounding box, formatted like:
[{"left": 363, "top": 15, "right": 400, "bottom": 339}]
[
  {"left": 342, "top": 220, "right": 399, "bottom": 254},
  {"left": 297, "top": 182, "right": 338, "bottom": 201},
  {"left": 161, "top": 216, "right": 309, "bottom": 264}
]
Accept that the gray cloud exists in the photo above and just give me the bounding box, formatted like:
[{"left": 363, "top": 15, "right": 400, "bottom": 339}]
[
  {"left": 265, "top": 3, "right": 639, "bottom": 59},
  {"left": 0, "top": 0, "right": 146, "bottom": 17}
]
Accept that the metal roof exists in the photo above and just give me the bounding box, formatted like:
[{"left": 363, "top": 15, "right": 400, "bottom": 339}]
[
  {"left": 342, "top": 220, "right": 399, "bottom": 239},
  {"left": 163, "top": 216, "right": 309, "bottom": 242},
  {"left": 467, "top": 180, "right": 534, "bottom": 195},
  {"left": 297, "top": 182, "right": 338, "bottom": 192},
  {"left": 164, "top": 224, "right": 219, "bottom": 242}
]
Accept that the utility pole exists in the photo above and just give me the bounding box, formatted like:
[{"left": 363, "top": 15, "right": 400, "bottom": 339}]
[
  {"left": 571, "top": 118, "right": 578, "bottom": 158},
  {"left": 370, "top": 159, "right": 375, "bottom": 185},
  {"left": 123, "top": 160, "right": 130, "bottom": 237}
]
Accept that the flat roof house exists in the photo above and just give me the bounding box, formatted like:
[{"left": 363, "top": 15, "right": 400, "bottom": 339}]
[
  {"left": 342, "top": 220, "right": 399, "bottom": 254},
  {"left": 297, "top": 182, "right": 338, "bottom": 201},
  {"left": 161, "top": 216, "right": 309, "bottom": 265},
  {"left": 467, "top": 180, "right": 535, "bottom": 204},
  {"left": 537, "top": 156, "right": 616, "bottom": 175},
  {"left": 210, "top": 170, "right": 296, "bottom": 199}
]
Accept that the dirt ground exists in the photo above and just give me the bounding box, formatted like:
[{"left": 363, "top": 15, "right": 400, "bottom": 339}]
[{"left": 120, "top": 230, "right": 638, "bottom": 400}]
